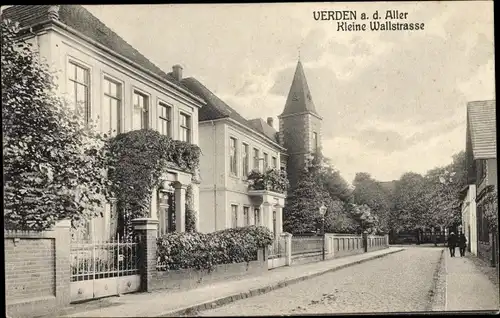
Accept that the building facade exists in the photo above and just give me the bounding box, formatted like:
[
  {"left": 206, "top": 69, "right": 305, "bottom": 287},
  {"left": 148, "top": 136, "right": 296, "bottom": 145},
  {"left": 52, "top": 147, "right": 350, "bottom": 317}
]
[
  {"left": 460, "top": 185, "right": 477, "bottom": 255},
  {"left": 182, "top": 77, "right": 286, "bottom": 235},
  {"left": 3, "top": 5, "right": 205, "bottom": 239},
  {"left": 465, "top": 100, "right": 497, "bottom": 266}
]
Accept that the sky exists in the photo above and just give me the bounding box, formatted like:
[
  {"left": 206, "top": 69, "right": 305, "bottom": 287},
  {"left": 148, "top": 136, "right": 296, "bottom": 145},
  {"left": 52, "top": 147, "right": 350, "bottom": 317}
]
[{"left": 83, "top": 2, "right": 495, "bottom": 183}]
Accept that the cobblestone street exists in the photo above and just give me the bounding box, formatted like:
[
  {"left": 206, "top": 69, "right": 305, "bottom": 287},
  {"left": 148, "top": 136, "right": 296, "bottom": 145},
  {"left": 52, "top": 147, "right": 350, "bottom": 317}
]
[{"left": 197, "top": 247, "right": 443, "bottom": 316}]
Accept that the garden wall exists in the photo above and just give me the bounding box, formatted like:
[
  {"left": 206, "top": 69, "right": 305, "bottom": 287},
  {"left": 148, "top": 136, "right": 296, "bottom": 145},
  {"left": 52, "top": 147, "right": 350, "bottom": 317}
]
[
  {"left": 151, "top": 249, "right": 267, "bottom": 291},
  {"left": 5, "top": 221, "right": 71, "bottom": 318},
  {"left": 367, "top": 235, "right": 390, "bottom": 253},
  {"left": 325, "top": 234, "right": 365, "bottom": 259}
]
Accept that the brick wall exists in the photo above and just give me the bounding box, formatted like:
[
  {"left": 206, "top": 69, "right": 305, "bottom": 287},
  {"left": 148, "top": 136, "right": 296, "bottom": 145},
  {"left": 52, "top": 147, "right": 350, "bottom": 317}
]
[{"left": 5, "top": 220, "right": 71, "bottom": 318}]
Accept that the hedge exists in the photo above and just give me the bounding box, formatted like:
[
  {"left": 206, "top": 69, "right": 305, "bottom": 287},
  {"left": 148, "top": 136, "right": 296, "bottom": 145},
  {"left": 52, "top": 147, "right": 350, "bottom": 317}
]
[{"left": 157, "top": 225, "right": 273, "bottom": 272}]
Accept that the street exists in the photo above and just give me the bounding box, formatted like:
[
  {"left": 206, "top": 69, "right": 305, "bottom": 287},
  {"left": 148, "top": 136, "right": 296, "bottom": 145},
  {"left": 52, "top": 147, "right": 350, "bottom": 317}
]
[{"left": 196, "top": 247, "right": 443, "bottom": 315}]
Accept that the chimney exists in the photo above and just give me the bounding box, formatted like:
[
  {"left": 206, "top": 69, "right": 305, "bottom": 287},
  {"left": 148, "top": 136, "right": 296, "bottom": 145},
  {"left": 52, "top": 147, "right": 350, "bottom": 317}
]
[
  {"left": 47, "top": 5, "right": 60, "bottom": 20},
  {"left": 172, "top": 64, "right": 183, "bottom": 81},
  {"left": 267, "top": 117, "right": 274, "bottom": 128}
]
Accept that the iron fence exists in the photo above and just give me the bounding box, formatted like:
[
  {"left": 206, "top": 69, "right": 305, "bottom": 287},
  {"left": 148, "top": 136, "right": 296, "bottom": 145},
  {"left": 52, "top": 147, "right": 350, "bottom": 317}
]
[
  {"left": 70, "top": 235, "right": 139, "bottom": 282},
  {"left": 291, "top": 235, "right": 323, "bottom": 256},
  {"left": 268, "top": 237, "right": 287, "bottom": 259}
]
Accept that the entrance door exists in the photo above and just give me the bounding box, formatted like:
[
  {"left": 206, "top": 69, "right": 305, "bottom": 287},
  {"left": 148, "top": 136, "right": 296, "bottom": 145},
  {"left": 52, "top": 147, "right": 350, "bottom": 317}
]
[{"left": 158, "top": 191, "right": 176, "bottom": 235}]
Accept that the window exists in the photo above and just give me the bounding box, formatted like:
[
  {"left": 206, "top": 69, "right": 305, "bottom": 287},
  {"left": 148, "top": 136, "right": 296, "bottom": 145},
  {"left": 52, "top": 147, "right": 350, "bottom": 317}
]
[
  {"left": 68, "top": 62, "right": 90, "bottom": 122},
  {"left": 312, "top": 132, "right": 319, "bottom": 153},
  {"left": 253, "top": 148, "right": 260, "bottom": 171},
  {"left": 263, "top": 153, "right": 269, "bottom": 170},
  {"left": 272, "top": 157, "right": 277, "bottom": 169},
  {"left": 243, "top": 207, "right": 250, "bottom": 226},
  {"left": 242, "top": 143, "right": 249, "bottom": 177},
  {"left": 229, "top": 137, "right": 238, "bottom": 176},
  {"left": 231, "top": 205, "right": 238, "bottom": 228},
  {"left": 133, "top": 91, "right": 149, "bottom": 130},
  {"left": 158, "top": 102, "right": 171, "bottom": 137},
  {"left": 254, "top": 208, "right": 260, "bottom": 225},
  {"left": 103, "top": 77, "right": 122, "bottom": 136},
  {"left": 180, "top": 113, "right": 191, "bottom": 143}
]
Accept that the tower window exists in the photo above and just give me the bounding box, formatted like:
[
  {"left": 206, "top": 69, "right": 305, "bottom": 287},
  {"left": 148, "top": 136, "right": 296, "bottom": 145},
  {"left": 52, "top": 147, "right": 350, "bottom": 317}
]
[{"left": 312, "top": 132, "right": 319, "bottom": 153}]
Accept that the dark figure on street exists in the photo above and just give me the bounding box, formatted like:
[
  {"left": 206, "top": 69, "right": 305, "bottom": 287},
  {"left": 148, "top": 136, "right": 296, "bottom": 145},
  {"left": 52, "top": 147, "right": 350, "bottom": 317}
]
[
  {"left": 458, "top": 233, "right": 467, "bottom": 257},
  {"left": 448, "top": 232, "right": 457, "bottom": 257}
]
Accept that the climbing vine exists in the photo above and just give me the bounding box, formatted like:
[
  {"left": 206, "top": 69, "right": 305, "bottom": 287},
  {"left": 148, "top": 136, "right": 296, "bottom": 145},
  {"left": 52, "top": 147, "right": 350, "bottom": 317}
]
[
  {"left": 482, "top": 185, "right": 498, "bottom": 232},
  {"left": 108, "top": 129, "right": 201, "bottom": 236}
]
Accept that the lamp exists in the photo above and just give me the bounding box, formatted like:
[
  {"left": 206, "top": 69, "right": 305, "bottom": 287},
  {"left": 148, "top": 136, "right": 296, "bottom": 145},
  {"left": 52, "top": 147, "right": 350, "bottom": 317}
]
[{"left": 319, "top": 204, "right": 327, "bottom": 260}]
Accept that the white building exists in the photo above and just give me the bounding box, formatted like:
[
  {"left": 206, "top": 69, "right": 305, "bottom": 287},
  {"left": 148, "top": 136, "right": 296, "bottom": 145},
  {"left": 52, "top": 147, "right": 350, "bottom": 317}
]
[
  {"left": 3, "top": 5, "right": 205, "bottom": 239},
  {"left": 181, "top": 77, "right": 287, "bottom": 235},
  {"left": 460, "top": 185, "right": 477, "bottom": 255}
]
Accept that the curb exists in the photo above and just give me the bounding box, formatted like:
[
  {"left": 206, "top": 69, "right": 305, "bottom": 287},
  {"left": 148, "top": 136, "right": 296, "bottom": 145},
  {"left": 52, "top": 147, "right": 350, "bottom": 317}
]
[
  {"left": 428, "top": 248, "right": 445, "bottom": 311},
  {"left": 158, "top": 248, "right": 405, "bottom": 317}
]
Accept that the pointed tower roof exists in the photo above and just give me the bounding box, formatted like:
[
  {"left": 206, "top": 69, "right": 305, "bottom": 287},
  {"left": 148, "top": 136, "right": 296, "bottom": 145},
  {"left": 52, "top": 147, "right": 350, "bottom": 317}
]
[{"left": 280, "top": 60, "right": 319, "bottom": 117}]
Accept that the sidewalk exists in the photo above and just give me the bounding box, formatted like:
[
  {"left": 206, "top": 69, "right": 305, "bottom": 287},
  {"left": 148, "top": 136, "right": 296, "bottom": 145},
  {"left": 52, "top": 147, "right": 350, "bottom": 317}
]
[
  {"left": 444, "top": 251, "right": 500, "bottom": 311},
  {"left": 57, "top": 247, "right": 404, "bottom": 317}
]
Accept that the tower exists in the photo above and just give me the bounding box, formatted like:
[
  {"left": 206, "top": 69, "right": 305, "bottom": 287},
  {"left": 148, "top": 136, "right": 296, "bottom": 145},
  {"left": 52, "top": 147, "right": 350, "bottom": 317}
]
[{"left": 279, "top": 60, "right": 323, "bottom": 192}]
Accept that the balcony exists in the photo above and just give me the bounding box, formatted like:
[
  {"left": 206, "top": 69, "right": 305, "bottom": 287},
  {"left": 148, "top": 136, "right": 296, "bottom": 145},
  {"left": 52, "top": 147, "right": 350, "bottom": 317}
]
[{"left": 247, "top": 168, "right": 289, "bottom": 195}]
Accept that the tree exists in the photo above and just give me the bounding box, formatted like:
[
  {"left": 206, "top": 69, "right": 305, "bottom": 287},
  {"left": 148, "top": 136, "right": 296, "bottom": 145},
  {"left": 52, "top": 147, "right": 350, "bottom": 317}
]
[
  {"left": 352, "top": 172, "right": 391, "bottom": 233},
  {"left": 283, "top": 171, "right": 332, "bottom": 234},
  {"left": 2, "top": 19, "right": 111, "bottom": 231},
  {"left": 324, "top": 200, "right": 357, "bottom": 234},
  {"left": 283, "top": 151, "right": 354, "bottom": 234},
  {"left": 309, "top": 151, "right": 353, "bottom": 201},
  {"left": 347, "top": 203, "right": 380, "bottom": 234},
  {"left": 390, "top": 172, "right": 429, "bottom": 232},
  {"left": 424, "top": 151, "right": 467, "bottom": 229}
]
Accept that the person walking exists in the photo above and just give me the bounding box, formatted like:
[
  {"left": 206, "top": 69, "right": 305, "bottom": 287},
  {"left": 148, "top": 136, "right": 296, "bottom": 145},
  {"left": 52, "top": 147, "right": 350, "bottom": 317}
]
[
  {"left": 448, "top": 232, "right": 457, "bottom": 257},
  {"left": 458, "top": 233, "right": 467, "bottom": 257}
]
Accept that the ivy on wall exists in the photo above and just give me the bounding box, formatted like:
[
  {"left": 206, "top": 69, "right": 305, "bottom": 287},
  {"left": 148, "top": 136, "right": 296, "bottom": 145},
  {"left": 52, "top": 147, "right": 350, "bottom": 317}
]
[{"left": 108, "top": 129, "right": 201, "bottom": 236}]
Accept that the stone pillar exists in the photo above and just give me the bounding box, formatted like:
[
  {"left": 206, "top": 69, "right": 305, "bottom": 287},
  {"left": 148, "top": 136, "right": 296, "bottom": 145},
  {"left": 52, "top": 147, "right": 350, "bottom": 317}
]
[
  {"left": 150, "top": 187, "right": 158, "bottom": 220},
  {"left": 54, "top": 219, "right": 71, "bottom": 309},
  {"left": 282, "top": 232, "right": 292, "bottom": 266},
  {"left": 132, "top": 218, "right": 159, "bottom": 292},
  {"left": 275, "top": 204, "right": 283, "bottom": 237},
  {"left": 262, "top": 202, "right": 273, "bottom": 232},
  {"left": 174, "top": 184, "right": 187, "bottom": 233},
  {"left": 385, "top": 234, "right": 389, "bottom": 247},
  {"left": 258, "top": 205, "right": 264, "bottom": 226}
]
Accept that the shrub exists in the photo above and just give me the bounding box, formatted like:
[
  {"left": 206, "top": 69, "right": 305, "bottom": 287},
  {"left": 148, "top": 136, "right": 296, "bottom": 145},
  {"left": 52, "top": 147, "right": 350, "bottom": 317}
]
[
  {"left": 2, "top": 19, "right": 111, "bottom": 231},
  {"left": 156, "top": 225, "right": 273, "bottom": 272}
]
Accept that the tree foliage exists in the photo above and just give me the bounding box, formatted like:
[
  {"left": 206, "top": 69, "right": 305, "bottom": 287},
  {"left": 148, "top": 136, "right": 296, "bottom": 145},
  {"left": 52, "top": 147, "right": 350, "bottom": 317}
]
[
  {"left": 384, "top": 151, "right": 467, "bottom": 233},
  {"left": 283, "top": 171, "right": 332, "bottom": 234},
  {"left": 352, "top": 172, "right": 391, "bottom": 233},
  {"left": 283, "top": 151, "right": 355, "bottom": 234},
  {"left": 2, "top": 19, "right": 111, "bottom": 231}
]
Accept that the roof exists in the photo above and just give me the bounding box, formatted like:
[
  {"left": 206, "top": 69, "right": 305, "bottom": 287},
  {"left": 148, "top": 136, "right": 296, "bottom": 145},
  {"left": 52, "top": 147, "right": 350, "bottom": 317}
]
[
  {"left": 1, "top": 5, "right": 195, "bottom": 95},
  {"left": 379, "top": 180, "right": 397, "bottom": 194},
  {"left": 466, "top": 100, "right": 496, "bottom": 159},
  {"left": 181, "top": 77, "right": 281, "bottom": 146},
  {"left": 247, "top": 118, "right": 279, "bottom": 143},
  {"left": 280, "top": 60, "right": 319, "bottom": 117}
]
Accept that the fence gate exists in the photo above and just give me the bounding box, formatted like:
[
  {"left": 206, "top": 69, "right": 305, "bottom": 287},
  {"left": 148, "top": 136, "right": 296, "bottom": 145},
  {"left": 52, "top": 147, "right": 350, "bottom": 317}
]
[
  {"left": 70, "top": 235, "right": 141, "bottom": 303},
  {"left": 268, "top": 237, "right": 287, "bottom": 269}
]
